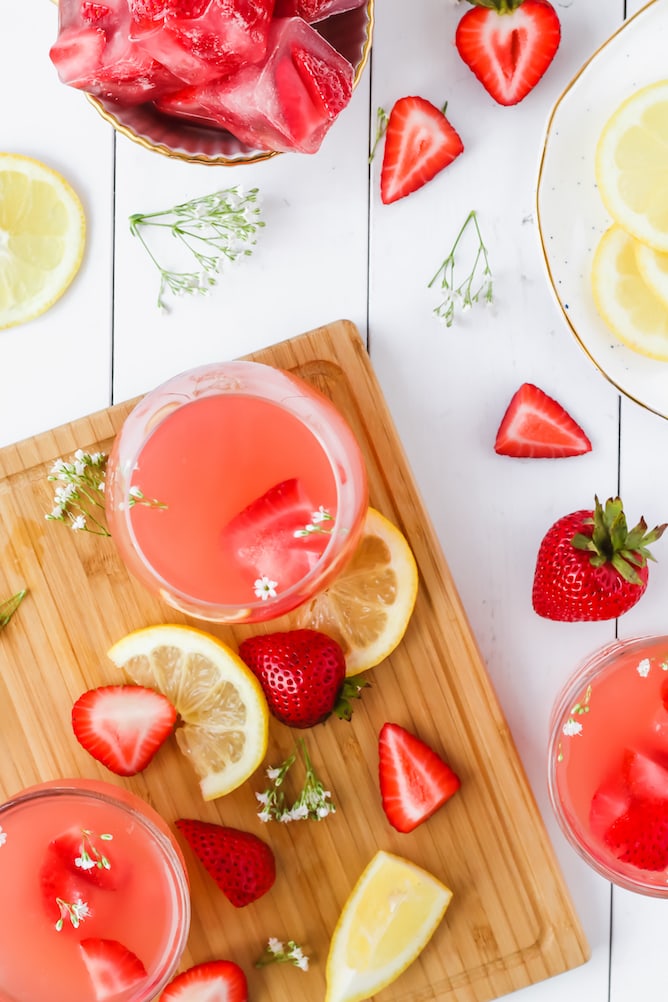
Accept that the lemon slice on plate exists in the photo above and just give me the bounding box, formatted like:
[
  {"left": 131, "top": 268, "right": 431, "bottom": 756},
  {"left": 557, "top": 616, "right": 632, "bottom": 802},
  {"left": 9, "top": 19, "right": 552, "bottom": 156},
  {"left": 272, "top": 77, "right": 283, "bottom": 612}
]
[
  {"left": 634, "top": 239, "right": 668, "bottom": 308},
  {"left": 325, "top": 849, "right": 452, "bottom": 1002},
  {"left": 107, "top": 624, "right": 269, "bottom": 800},
  {"left": 0, "top": 153, "right": 85, "bottom": 330},
  {"left": 286, "top": 507, "right": 418, "bottom": 676},
  {"left": 595, "top": 80, "right": 668, "bottom": 252},
  {"left": 591, "top": 224, "right": 668, "bottom": 360}
]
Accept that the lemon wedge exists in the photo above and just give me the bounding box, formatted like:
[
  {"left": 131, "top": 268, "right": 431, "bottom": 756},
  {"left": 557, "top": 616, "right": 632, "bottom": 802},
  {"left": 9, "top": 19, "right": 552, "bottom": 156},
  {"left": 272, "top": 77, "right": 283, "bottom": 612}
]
[
  {"left": 285, "top": 507, "right": 418, "bottom": 676},
  {"left": 107, "top": 624, "right": 269, "bottom": 800},
  {"left": 0, "top": 153, "right": 85, "bottom": 330},
  {"left": 595, "top": 80, "right": 668, "bottom": 251},
  {"left": 325, "top": 850, "right": 452, "bottom": 1002},
  {"left": 591, "top": 223, "right": 668, "bottom": 360}
]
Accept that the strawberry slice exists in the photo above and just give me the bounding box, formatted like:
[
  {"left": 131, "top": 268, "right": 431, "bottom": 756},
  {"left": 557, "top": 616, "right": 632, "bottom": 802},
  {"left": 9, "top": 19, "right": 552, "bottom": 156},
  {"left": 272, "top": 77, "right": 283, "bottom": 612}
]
[
  {"left": 50, "top": 827, "right": 121, "bottom": 890},
  {"left": 604, "top": 797, "right": 668, "bottom": 872},
  {"left": 40, "top": 848, "right": 95, "bottom": 932},
  {"left": 378, "top": 722, "right": 461, "bottom": 833},
  {"left": 79, "top": 938, "right": 147, "bottom": 1000},
  {"left": 219, "top": 478, "right": 329, "bottom": 592},
  {"left": 455, "top": 0, "right": 561, "bottom": 107},
  {"left": 71, "top": 685, "right": 177, "bottom": 777},
  {"left": 494, "top": 383, "right": 591, "bottom": 458},
  {"left": 175, "top": 819, "right": 275, "bottom": 907},
  {"left": 160, "top": 960, "right": 248, "bottom": 1002},
  {"left": 379, "top": 96, "right": 464, "bottom": 205},
  {"left": 622, "top": 748, "right": 668, "bottom": 801}
]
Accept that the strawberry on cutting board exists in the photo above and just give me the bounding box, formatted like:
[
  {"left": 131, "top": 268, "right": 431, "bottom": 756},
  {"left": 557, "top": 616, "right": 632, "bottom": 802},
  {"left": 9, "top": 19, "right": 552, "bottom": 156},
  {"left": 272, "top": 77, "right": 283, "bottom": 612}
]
[
  {"left": 378, "top": 722, "right": 461, "bottom": 833},
  {"left": 175, "top": 818, "right": 275, "bottom": 907},
  {"left": 380, "top": 96, "right": 464, "bottom": 205},
  {"left": 160, "top": 960, "right": 248, "bottom": 1002},
  {"left": 455, "top": 0, "right": 561, "bottom": 107},
  {"left": 71, "top": 685, "right": 177, "bottom": 776},
  {"left": 532, "top": 496, "right": 666, "bottom": 621},
  {"left": 494, "top": 383, "right": 592, "bottom": 458},
  {"left": 238, "top": 628, "right": 367, "bottom": 728}
]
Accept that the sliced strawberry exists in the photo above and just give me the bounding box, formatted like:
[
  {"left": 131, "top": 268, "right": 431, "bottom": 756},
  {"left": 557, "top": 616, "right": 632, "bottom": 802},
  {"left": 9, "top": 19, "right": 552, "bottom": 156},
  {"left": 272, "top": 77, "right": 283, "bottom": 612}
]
[
  {"left": 175, "top": 819, "right": 275, "bottom": 907},
  {"left": 622, "top": 748, "right": 668, "bottom": 801},
  {"left": 160, "top": 960, "right": 248, "bottom": 1002},
  {"left": 380, "top": 96, "right": 463, "bottom": 205},
  {"left": 50, "top": 827, "right": 121, "bottom": 890},
  {"left": 494, "top": 383, "right": 592, "bottom": 458},
  {"left": 589, "top": 777, "right": 630, "bottom": 842},
  {"left": 71, "top": 685, "right": 176, "bottom": 777},
  {"left": 79, "top": 938, "right": 147, "bottom": 1000},
  {"left": 455, "top": 0, "right": 561, "bottom": 107},
  {"left": 80, "top": 1, "right": 113, "bottom": 23},
  {"left": 604, "top": 797, "right": 668, "bottom": 872},
  {"left": 49, "top": 26, "right": 107, "bottom": 88},
  {"left": 378, "top": 722, "right": 461, "bottom": 833},
  {"left": 219, "top": 478, "right": 329, "bottom": 593}
]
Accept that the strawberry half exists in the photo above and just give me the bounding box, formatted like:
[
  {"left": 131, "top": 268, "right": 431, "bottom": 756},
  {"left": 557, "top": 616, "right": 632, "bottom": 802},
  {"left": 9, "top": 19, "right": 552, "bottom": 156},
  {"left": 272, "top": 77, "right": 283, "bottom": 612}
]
[
  {"left": 175, "top": 819, "right": 275, "bottom": 907},
  {"left": 604, "top": 797, "right": 668, "bottom": 872},
  {"left": 238, "top": 628, "right": 364, "bottom": 728},
  {"left": 378, "top": 722, "right": 461, "bottom": 833},
  {"left": 71, "top": 685, "right": 177, "bottom": 777},
  {"left": 160, "top": 960, "right": 248, "bottom": 1002},
  {"left": 494, "top": 383, "right": 591, "bottom": 458},
  {"left": 79, "top": 938, "right": 147, "bottom": 1000},
  {"left": 455, "top": 0, "right": 561, "bottom": 107},
  {"left": 532, "top": 496, "right": 666, "bottom": 622},
  {"left": 380, "top": 96, "right": 464, "bottom": 205}
]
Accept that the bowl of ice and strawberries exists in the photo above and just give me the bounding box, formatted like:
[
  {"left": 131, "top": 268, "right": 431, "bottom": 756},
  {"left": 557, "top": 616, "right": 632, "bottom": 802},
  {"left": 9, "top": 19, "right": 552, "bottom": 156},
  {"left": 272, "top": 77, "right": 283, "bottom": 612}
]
[{"left": 49, "top": 0, "right": 374, "bottom": 163}]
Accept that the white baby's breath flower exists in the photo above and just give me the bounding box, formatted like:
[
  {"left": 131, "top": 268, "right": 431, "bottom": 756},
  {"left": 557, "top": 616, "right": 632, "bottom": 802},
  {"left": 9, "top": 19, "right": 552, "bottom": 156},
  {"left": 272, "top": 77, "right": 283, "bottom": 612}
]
[
  {"left": 256, "top": 937, "right": 310, "bottom": 973},
  {"left": 267, "top": 937, "right": 284, "bottom": 956},
  {"left": 562, "top": 718, "right": 583, "bottom": 737},
  {"left": 0, "top": 826, "right": 6, "bottom": 847},
  {"left": 71, "top": 514, "right": 86, "bottom": 531},
  {"left": 254, "top": 576, "right": 278, "bottom": 600},
  {"left": 637, "top": 658, "right": 651, "bottom": 678}
]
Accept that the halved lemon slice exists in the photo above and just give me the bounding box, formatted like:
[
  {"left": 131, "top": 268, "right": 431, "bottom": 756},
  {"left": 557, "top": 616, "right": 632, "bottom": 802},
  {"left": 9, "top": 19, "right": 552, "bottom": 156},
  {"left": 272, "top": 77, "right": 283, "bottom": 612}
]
[
  {"left": 591, "top": 223, "right": 668, "bottom": 360},
  {"left": 107, "top": 624, "right": 269, "bottom": 800},
  {"left": 634, "top": 239, "right": 668, "bottom": 308},
  {"left": 287, "top": 507, "right": 418, "bottom": 676},
  {"left": 595, "top": 80, "right": 668, "bottom": 251},
  {"left": 0, "top": 153, "right": 85, "bottom": 330},
  {"left": 325, "top": 850, "right": 452, "bottom": 1002}
]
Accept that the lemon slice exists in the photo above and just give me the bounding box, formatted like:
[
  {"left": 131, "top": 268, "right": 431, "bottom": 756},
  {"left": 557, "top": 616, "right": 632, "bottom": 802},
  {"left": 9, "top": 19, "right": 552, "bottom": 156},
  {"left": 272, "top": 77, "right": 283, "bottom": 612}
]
[
  {"left": 0, "top": 154, "right": 85, "bottom": 330},
  {"left": 634, "top": 239, "right": 668, "bottom": 308},
  {"left": 595, "top": 80, "right": 668, "bottom": 251},
  {"left": 591, "top": 223, "right": 668, "bottom": 360},
  {"left": 107, "top": 624, "right": 269, "bottom": 800},
  {"left": 325, "top": 850, "right": 452, "bottom": 1002},
  {"left": 287, "top": 507, "right": 418, "bottom": 676}
]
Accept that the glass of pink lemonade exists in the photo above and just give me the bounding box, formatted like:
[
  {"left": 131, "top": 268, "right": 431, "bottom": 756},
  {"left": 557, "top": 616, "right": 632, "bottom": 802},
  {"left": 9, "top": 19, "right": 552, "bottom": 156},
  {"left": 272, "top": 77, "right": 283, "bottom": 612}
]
[
  {"left": 548, "top": 635, "right": 668, "bottom": 896},
  {"left": 105, "top": 360, "right": 368, "bottom": 623},
  {"left": 0, "top": 779, "right": 190, "bottom": 1002}
]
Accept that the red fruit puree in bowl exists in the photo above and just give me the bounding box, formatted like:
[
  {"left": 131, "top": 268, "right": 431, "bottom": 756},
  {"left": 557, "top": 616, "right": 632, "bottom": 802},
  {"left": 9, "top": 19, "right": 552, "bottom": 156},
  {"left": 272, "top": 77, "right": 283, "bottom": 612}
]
[{"left": 549, "top": 636, "right": 668, "bottom": 895}]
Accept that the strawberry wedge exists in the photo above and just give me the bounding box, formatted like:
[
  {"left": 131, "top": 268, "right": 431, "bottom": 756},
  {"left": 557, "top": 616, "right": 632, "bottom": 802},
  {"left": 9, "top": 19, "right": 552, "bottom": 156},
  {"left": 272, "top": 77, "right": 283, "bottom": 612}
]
[
  {"left": 380, "top": 96, "right": 463, "bottom": 205},
  {"left": 160, "top": 960, "right": 248, "bottom": 1002},
  {"left": 494, "top": 383, "right": 591, "bottom": 458},
  {"left": 378, "top": 722, "right": 461, "bottom": 833},
  {"left": 79, "top": 939, "right": 147, "bottom": 1000}
]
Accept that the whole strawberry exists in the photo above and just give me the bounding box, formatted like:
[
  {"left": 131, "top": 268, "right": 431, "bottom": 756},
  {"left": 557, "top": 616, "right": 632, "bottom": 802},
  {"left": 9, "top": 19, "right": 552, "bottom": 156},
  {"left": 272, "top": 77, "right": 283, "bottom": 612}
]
[
  {"left": 532, "top": 496, "right": 666, "bottom": 621},
  {"left": 238, "top": 629, "right": 366, "bottom": 728},
  {"left": 175, "top": 819, "right": 275, "bottom": 907}
]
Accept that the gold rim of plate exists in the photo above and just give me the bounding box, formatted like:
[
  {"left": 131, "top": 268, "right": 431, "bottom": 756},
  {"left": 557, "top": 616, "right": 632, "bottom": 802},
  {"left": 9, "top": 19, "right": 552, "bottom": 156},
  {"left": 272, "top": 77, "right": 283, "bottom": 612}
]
[
  {"left": 85, "top": 0, "right": 375, "bottom": 166},
  {"left": 535, "top": 0, "right": 667, "bottom": 419}
]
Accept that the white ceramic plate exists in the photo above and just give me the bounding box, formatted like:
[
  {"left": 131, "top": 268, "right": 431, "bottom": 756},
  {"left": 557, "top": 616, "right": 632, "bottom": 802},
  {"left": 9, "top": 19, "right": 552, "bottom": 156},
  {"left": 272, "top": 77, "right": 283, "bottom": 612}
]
[{"left": 536, "top": 0, "right": 668, "bottom": 418}]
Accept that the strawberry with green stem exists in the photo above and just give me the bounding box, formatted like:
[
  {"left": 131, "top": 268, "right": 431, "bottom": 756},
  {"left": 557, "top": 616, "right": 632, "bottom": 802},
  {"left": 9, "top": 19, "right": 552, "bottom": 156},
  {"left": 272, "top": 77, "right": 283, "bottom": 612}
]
[
  {"left": 532, "top": 496, "right": 666, "bottom": 621},
  {"left": 455, "top": 0, "right": 561, "bottom": 107}
]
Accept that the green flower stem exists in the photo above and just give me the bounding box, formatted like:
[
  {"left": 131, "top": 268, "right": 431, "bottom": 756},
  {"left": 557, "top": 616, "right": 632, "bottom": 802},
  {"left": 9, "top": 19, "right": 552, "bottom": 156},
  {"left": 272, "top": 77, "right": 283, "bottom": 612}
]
[{"left": 0, "top": 589, "right": 26, "bottom": 630}]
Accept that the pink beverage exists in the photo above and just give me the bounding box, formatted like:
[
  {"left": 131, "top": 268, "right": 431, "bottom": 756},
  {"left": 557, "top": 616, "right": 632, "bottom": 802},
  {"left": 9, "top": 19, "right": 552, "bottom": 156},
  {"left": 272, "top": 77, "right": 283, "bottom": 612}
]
[
  {"left": 0, "top": 779, "right": 190, "bottom": 1002},
  {"left": 105, "top": 361, "right": 368, "bottom": 624},
  {"left": 548, "top": 636, "right": 668, "bottom": 895}
]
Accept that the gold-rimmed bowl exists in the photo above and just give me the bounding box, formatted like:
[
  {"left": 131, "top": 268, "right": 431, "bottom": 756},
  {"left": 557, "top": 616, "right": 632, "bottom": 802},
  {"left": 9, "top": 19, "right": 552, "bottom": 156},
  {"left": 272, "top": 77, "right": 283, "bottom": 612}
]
[{"left": 87, "top": 2, "right": 374, "bottom": 165}]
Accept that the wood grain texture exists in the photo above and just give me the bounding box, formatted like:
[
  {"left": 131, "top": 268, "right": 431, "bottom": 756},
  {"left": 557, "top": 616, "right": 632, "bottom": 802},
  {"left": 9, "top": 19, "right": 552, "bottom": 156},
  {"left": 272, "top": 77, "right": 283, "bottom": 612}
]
[{"left": 0, "top": 320, "right": 589, "bottom": 1001}]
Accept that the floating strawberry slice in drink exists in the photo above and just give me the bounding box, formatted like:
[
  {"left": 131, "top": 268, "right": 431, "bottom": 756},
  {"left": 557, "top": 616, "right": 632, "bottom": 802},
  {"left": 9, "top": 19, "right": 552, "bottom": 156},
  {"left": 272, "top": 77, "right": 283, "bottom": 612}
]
[
  {"left": 79, "top": 938, "right": 147, "bottom": 1000},
  {"left": 40, "top": 846, "right": 96, "bottom": 932},
  {"left": 589, "top": 769, "right": 631, "bottom": 841},
  {"left": 622, "top": 747, "right": 668, "bottom": 801},
  {"left": 219, "top": 477, "right": 330, "bottom": 595},
  {"left": 50, "top": 828, "right": 122, "bottom": 890},
  {"left": 603, "top": 797, "right": 668, "bottom": 872}
]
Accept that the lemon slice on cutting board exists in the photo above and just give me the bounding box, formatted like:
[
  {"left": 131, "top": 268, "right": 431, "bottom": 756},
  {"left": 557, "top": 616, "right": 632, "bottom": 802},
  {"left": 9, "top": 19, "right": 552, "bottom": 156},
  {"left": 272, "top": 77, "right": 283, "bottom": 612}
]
[
  {"left": 107, "top": 624, "right": 269, "bottom": 800},
  {"left": 595, "top": 80, "right": 668, "bottom": 252},
  {"left": 591, "top": 223, "right": 668, "bottom": 360},
  {"left": 0, "top": 153, "right": 85, "bottom": 330},
  {"left": 286, "top": 507, "right": 418, "bottom": 676},
  {"left": 325, "top": 849, "right": 452, "bottom": 1002}
]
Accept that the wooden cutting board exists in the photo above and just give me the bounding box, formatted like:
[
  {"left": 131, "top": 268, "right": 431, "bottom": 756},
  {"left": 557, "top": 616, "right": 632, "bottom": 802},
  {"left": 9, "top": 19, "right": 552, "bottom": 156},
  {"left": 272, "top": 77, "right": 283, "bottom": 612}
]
[{"left": 0, "top": 320, "right": 588, "bottom": 1002}]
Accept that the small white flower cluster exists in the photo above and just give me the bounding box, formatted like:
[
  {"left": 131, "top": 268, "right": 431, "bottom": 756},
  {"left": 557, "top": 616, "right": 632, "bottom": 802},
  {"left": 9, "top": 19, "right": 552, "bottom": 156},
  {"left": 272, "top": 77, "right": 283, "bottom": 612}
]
[
  {"left": 293, "top": 506, "right": 334, "bottom": 539},
  {"left": 55, "top": 896, "right": 91, "bottom": 932},
  {"left": 254, "top": 575, "right": 278, "bottom": 601},
  {"left": 74, "top": 829, "right": 113, "bottom": 873},
  {"left": 429, "top": 209, "right": 494, "bottom": 328},
  {"left": 129, "top": 186, "right": 265, "bottom": 313},
  {"left": 0, "top": 825, "right": 6, "bottom": 847},
  {"left": 256, "top": 739, "right": 336, "bottom": 824},
  {"left": 256, "top": 937, "right": 310, "bottom": 972}
]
